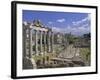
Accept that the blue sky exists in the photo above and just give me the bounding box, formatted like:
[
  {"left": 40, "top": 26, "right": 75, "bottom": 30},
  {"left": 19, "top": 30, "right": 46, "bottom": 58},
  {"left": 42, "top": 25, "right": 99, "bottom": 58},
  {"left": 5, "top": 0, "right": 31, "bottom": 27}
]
[{"left": 23, "top": 10, "right": 91, "bottom": 36}]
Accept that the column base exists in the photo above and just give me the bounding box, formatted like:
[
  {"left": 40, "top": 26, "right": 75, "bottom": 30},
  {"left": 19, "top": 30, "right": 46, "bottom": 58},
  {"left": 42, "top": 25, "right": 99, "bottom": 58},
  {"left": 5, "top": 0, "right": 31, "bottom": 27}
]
[{"left": 23, "top": 57, "right": 37, "bottom": 69}]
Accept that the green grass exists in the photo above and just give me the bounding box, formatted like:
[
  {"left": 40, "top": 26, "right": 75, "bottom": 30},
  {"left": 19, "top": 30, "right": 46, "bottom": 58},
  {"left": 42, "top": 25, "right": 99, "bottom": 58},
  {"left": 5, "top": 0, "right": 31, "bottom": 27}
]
[
  {"left": 80, "top": 47, "right": 91, "bottom": 65},
  {"left": 54, "top": 44, "right": 65, "bottom": 54}
]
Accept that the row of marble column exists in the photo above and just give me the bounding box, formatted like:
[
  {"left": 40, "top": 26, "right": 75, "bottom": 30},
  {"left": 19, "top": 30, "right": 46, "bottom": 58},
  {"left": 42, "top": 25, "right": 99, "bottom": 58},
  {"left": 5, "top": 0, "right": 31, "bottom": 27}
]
[
  {"left": 23, "top": 26, "right": 54, "bottom": 59},
  {"left": 34, "top": 29, "right": 54, "bottom": 55}
]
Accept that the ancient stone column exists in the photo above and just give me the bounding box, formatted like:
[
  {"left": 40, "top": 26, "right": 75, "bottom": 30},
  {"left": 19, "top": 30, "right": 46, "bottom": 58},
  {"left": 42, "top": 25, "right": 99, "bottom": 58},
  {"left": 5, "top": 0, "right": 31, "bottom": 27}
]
[
  {"left": 23, "top": 24, "right": 37, "bottom": 69},
  {"left": 43, "top": 31, "right": 46, "bottom": 53},
  {"left": 40, "top": 31, "right": 43, "bottom": 54},
  {"left": 23, "top": 24, "right": 27, "bottom": 58},
  {"left": 35, "top": 30, "right": 38, "bottom": 55},
  {"left": 51, "top": 31, "right": 54, "bottom": 53},
  {"left": 47, "top": 31, "right": 51, "bottom": 53},
  {"left": 29, "top": 27, "right": 33, "bottom": 58}
]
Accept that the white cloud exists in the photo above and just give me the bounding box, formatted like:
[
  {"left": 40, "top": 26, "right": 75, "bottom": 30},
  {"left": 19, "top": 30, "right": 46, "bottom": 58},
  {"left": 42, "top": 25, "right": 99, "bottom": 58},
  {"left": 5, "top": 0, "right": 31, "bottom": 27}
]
[
  {"left": 57, "top": 18, "right": 66, "bottom": 23},
  {"left": 70, "top": 14, "right": 91, "bottom": 36},
  {"left": 72, "top": 21, "right": 81, "bottom": 26},
  {"left": 51, "top": 14, "right": 91, "bottom": 36},
  {"left": 87, "top": 14, "right": 91, "bottom": 21},
  {"left": 66, "top": 24, "right": 90, "bottom": 36},
  {"left": 48, "top": 21, "right": 53, "bottom": 24},
  {"left": 52, "top": 27, "right": 61, "bottom": 32},
  {"left": 52, "top": 23, "right": 90, "bottom": 36},
  {"left": 82, "top": 24, "right": 89, "bottom": 27},
  {"left": 72, "top": 14, "right": 91, "bottom": 26}
]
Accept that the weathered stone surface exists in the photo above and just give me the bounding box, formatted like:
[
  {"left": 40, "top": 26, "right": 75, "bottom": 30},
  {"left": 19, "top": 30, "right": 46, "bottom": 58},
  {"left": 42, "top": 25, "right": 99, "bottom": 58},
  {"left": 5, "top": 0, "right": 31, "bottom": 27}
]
[{"left": 23, "top": 57, "right": 37, "bottom": 69}]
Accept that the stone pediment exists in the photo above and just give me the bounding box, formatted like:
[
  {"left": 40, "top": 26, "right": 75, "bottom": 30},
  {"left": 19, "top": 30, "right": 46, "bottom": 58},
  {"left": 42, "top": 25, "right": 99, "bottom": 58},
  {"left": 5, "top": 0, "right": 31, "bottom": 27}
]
[{"left": 33, "top": 20, "right": 43, "bottom": 27}]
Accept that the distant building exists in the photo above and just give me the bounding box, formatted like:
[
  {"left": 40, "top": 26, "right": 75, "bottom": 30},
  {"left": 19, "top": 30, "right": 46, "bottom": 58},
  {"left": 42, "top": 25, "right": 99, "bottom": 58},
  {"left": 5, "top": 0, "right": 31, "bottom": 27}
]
[
  {"left": 54, "top": 32, "right": 63, "bottom": 44},
  {"left": 74, "top": 38, "right": 90, "bottom": 48}
]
